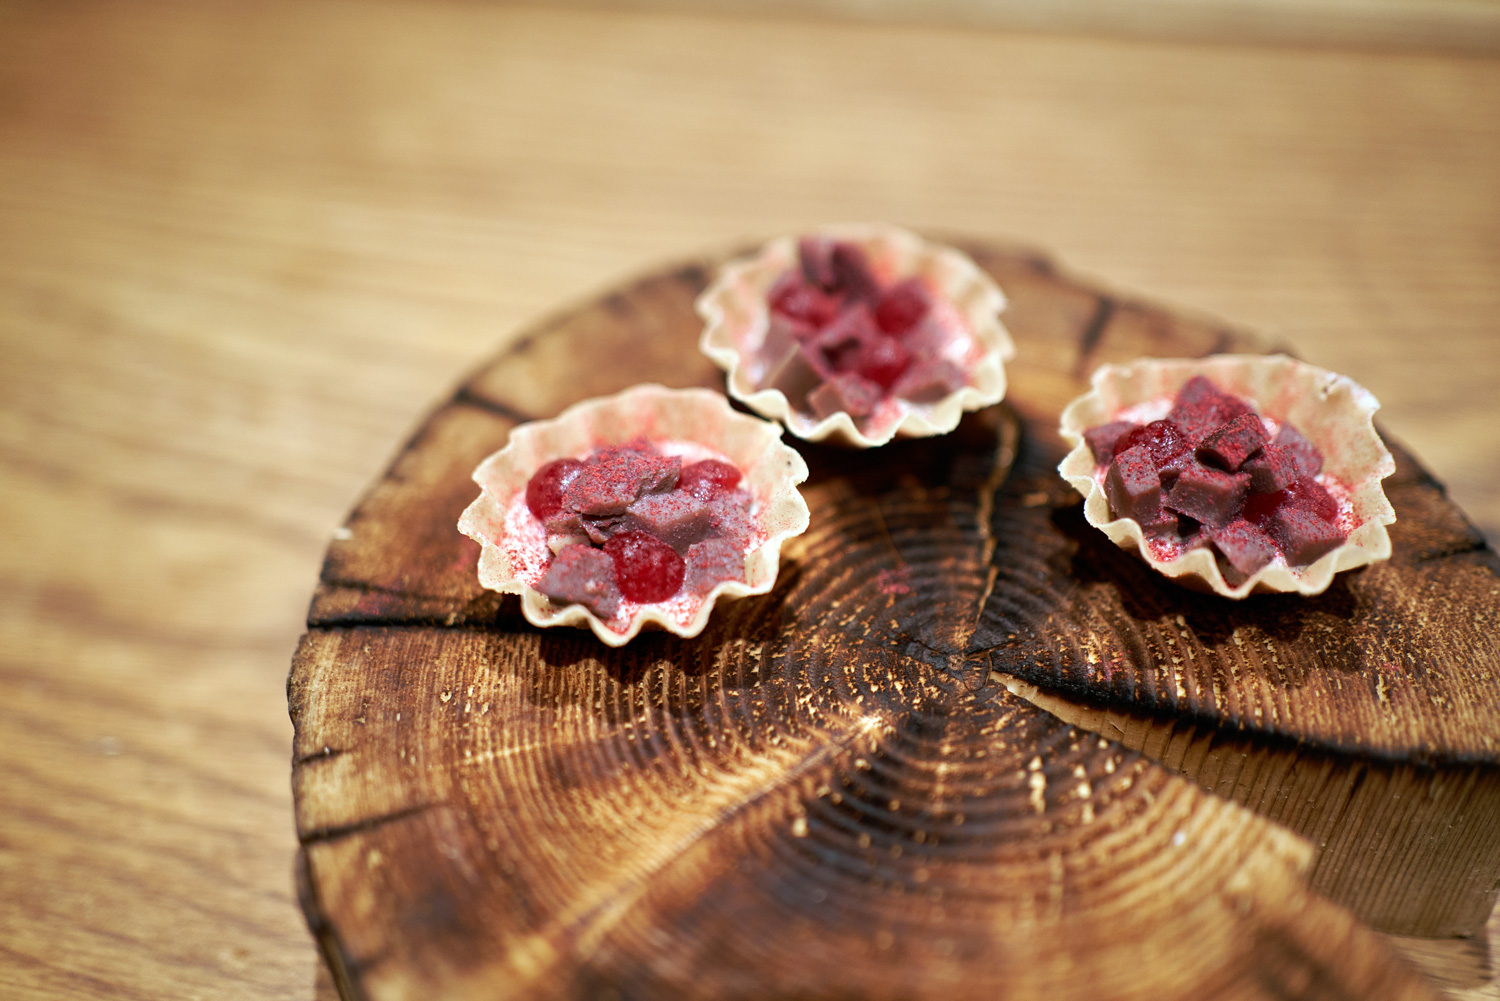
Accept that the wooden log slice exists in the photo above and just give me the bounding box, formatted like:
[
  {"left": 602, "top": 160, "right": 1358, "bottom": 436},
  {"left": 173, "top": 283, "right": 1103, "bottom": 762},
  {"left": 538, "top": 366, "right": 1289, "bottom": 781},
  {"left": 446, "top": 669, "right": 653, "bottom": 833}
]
[{"left": 289, "top": 241, "right": 1500, "bottom": 1001}]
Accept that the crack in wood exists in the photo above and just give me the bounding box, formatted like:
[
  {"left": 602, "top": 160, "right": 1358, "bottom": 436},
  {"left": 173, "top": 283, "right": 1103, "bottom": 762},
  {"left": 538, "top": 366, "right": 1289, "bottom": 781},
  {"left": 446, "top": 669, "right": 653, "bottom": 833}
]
[
  {"left": 451, "top": 386, "right": 537, "bottom": 425},
  {"left": 299, "top": 802, "right": 441, "bottom": 847},
  {"left": 1071, "top": 295, "right": 1115, "bottom": 377}
]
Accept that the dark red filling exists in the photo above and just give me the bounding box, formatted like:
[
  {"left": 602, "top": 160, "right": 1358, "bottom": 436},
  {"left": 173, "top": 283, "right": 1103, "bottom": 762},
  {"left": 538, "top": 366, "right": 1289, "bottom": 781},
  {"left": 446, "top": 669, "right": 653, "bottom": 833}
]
[
  {"left": 527, "top": 440, "right": 753, "bottom": 618},
  {"left": 757, "top": 239, "right": 967, "bottom": 422},
  {"left": 1086, "top": 375, "right": 1348, "bottom": 575}
]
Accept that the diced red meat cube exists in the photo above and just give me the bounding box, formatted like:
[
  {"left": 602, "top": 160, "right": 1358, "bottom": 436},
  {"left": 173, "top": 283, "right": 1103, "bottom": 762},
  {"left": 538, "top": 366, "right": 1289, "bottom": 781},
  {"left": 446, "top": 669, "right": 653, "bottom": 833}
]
[
  {"left": 678, "top": 459, "right": 743, "bottom": 500},
  {"left": 625, "top": 490, "right": 712, "bottom": 554},
  {"left": 1242, "top": 443, "right": 1300, "bottom": 494},
  {"left": 603, "top": 531, "right": 685, "bottom": 603},
  {"left": 1195, "top": 413, "right": 1269, "bottom": 471},
  {"left": 874, "top": 278, "right": 931, "bottom": 337},
  {"left": 1210, "top": 518, "right": 1277, "bottom": 575},
  {"left": 525, "top": 458, "right": 584, "bottom": 523},
  {"left": 1168, "top": 375, "right": 1254, "bottom": 439},
  {"left": 1164, "top": 463, "right": 1250, "bottom": 527},
  {"left": 684, "top": 537, "right": 747, "bottom": 595},
  {"left": 1105, "top": 444, "right": 1162, "bottom": 524},
  {"left": 1270, "top": 506, "right": 1345, "bottom": 566},
  {"left": 563, "top": 446, "right": 681, "bottom": 516},
  {"left": 809, "top": 372, "right": 884, "bottom": 420},
  {"left": 1085, "top": 421, "right": 1139, "bottom": 467},
  {"left": 892, "top": 359, "right": 966, "bottom": 402},
  {"left": 537, "top": 545, "right": 621, "bottom": 619},
  {"left": 1274, "top": 423, "right": 1324, "bottom": 479},
  {"left": 767, "top": 271, "right": 840, "bottom": 327}
]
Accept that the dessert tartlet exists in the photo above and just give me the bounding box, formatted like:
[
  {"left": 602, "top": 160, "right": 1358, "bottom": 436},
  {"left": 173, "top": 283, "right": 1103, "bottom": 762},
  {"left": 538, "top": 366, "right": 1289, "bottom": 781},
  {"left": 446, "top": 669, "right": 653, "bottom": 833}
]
[
  {"left": 1058, "top": 355, "right": 1396, "bottom": 598},
  {"left": 458, "top": 384, "right": 810, "bottom": 645},
  {"left": 697, "top": 223, "right": 1015, "bottom": 447}
]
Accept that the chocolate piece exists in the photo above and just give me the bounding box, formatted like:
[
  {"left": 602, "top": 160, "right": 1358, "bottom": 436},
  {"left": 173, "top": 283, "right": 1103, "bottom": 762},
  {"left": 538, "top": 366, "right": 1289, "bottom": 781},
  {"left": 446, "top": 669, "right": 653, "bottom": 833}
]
[
  {"left": 1168, "top": 375, "right": 1254, "bottom": 438},
  {"left": 892, "top": 359, "right": 966, "bottom": 403},
  {"left": 1288, "top": 477, "right": 1340, "bottom": 522},
  {"left": 1085, "top": 420, "right": 1138, "bottom": 466},
  {"left": 1118, "top": 420, "right": 1193, "bottom": 468},
  {"left": 625, "top": 490, "right": 712, "bottom": 554},
  {"left": 809, "top": 372, "right": 883, "bottom": 420},
  {"left": 1210, "top": 518, "right": 1277, "bottom": 575},
  {"left": 762, "top": 345, "right": 828, "bottom": 408},
  {"left": 684, "top": 537, "right": 746, "bottom": 595},
  {"left": 1196, "top": 413, "right": 1269, "bottom": 471},
  {"left": 537, "top": 545, "right": 621, "bottom": 619},
  {"left": 1105, "top": 444, "right": 1162, "bottom": 523},
  {"left": 798, "top": 237, "right": 839, "bottom": 290},
  {"left": 563, "top": 447, "right": 682, "bottom": 516},
  {"left": 580, "top": 513, "right": 630, "bottom": 545},
  {"left": 1242, "top": 443, "right": 1300, "bottom": 494},
  {"left": 1271, "top": 506, "right": 1345, "bottom": 566},
  {"left": 1165, "top": 463, "right": 1250, "bottom": 527},
  {"left": 830, "top": 241, "right": 879, "bottom": 301},
  {"left": 814, "top": 303, "right": 880, "bottom": 373},
  {"left": 1274, "top": 423, "right": 1324, "bottom": 479},
  {"left": 707, "top": 490, "right": 755, "bottom": 541}
]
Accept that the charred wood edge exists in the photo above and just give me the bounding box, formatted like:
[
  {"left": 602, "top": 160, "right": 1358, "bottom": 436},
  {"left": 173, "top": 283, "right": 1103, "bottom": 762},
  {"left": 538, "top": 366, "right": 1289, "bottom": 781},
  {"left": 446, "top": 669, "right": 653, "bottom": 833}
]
[
  {"left": 990, "top": 670, "right": 1500, "bottom": 942},
  {"left": 297, "top": 848, "right": 370, "bottom": 1001},
  {"left": 985, "top": 664, "right": 1498, "bottom": 771}
]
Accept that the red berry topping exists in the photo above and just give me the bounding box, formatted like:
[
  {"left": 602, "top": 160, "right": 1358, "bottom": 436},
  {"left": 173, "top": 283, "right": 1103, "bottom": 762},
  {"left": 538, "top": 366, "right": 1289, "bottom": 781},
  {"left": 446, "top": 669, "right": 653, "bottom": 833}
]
[
  {"left": 853, "top": 335, "right": 912, "bottom": 389},
  {"left": 874, "top": 278, "right": 931, "bottom": 337},
  {"left": 525, "top": 458, "right": 584, "bottom": 523},
  {"left": 679, "top": 459, "right": 742, "bottom": 500},
  {"left": 604, "top": 530, "right": 686, "bottom": 603},
  {"left": 768, "top": 273, "right": 840, "bottom": 327}
]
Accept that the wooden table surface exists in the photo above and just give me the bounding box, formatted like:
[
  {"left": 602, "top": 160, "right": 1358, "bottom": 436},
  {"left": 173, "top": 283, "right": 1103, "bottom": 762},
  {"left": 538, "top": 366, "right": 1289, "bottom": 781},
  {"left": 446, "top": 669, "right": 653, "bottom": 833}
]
[{"left": 1, "top": 2, "right": 1497, "bottom": 998}]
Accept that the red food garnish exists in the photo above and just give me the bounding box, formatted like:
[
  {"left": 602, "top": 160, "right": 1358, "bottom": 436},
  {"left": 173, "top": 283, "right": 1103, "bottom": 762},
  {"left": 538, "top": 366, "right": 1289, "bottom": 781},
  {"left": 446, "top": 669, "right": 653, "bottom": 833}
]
[
  {"left": 525, "top": 458, "right": 584, "bottom": 523},
  {"left": 1085, "top": 377, "right": 1349, "bottom": 571},
  {"left": 1117, "top": 420, "right": 1192, "bottom": 469},
  {"left": 604, "top": 531, "right": 686, "bottom": 603},
  {"left": 768, "top": 273, "right": 840, "bottom": 327},
  {"left": 679, "top": 459, "right": 743, "bottom": 500},
  {"left": 874, "top": 278, "right": 931, "bottom": 337}
]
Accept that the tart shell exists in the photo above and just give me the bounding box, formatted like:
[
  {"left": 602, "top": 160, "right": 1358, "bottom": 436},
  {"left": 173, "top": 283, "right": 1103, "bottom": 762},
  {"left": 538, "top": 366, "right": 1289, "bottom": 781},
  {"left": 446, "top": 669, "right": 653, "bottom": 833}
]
[
  {"left": 1058, "top": 354, "right": 1397, "bottom": 598},
  {"left": 457, "top": 384, "right": 811, "bottom": 645},
  {"left": 696, "top": 222, "right": 1015, "bottom": 447}
]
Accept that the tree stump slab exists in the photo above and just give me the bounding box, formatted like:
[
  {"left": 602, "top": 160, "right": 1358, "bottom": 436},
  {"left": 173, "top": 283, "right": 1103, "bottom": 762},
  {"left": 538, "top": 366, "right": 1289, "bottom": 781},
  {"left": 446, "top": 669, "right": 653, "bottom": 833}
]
[{"left": 289, "top": 241, "right": 1500, "bottom": 1001}]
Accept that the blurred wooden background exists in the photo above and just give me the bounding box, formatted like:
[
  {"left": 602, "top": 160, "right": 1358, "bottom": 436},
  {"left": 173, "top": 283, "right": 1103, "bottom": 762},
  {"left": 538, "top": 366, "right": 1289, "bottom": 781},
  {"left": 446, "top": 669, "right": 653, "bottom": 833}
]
[{"left": 1, "top": 1, "right": 1497, "bottom": 998}]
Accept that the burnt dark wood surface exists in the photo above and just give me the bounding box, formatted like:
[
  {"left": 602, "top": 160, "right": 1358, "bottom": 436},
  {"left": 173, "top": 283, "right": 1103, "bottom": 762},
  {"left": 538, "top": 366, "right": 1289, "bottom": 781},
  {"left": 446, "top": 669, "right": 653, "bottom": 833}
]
[{"left": 290, "top": 245, "right": 1500, "bottom": 1000}]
